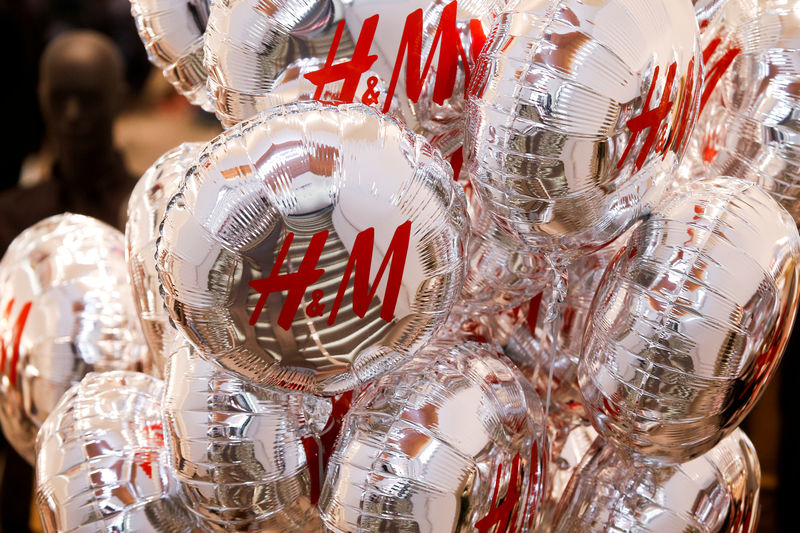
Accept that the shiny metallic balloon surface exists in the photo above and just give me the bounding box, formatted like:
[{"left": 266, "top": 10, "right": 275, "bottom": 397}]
[
  {"left": 319, "top": 340, "right": 546, "bottom": 533},
  {"left": 204, "top": 0, "right": 354, "bottom": 126},
  {"left": 458, "top": 208, "right": 548, "bottom": 314},
  {"left": 127, "top": 143, "right": 204, "bottom": 377},
  {"left": 130, "top": 0, "right": 215, "bottom": 111},
  {"left": 535, "top": 405, "right": 596, "bottom": 532},
  {"left": 204, "top": 0, "right": 502, "bottom": 135},
  {"left": 551, "top": 429, "right": 760, "bottom": 533},
  {"left": 162, "top": 342, "right": 322, "bottom": 531},
  {"left": 579, "top": 177, "right": 800, "bottom": 462},
  {"left": 156, "top": 102, "right": 468, "bottom": 396},
  {"left": 497, "top": 230, "right": 631, "bottom": 406},
  {"left": 0, "top": 214, "right": 149, "bottom": 464},
  {"left": 35, "top": 371, "right": 199, "bottom": 533},
  {"left": 686, "top": 0, "right": 800, "bottom": 223},
  {"left": 467, "top": 0, "right": 702, "bottom": 255}
]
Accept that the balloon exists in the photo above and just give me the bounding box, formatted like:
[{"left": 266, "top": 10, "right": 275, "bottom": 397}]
[
  {"left": 130, "top": 0, "right": 215, "bottom": 111},
  {"left": 127, "top": 142, "right": 205, "bottom": 377},
  {"left": 579, "top": 177, "right": 800, "bottom": 462},
  {"left": 551, "top": 429, "right": 760, "bottom": 533},
  {"left": 467, "top": 0, "right": 702, "bottom": 256},
  {"left": 156, "top": 102, "right": 468, "bottom": 396},
  {"left": 35, "top": 371, "right": 198, "bottom": 533},
  {"left": 0, "top": 214, "right": 149, "bottom": 464},
  {"left": 686, "top": 0, "right": 800, "bottom": 223},
  {"left": 162, "top": 341, "right": 323, "bottom": 531},
  {"left": 204, "top": 0, "right": 502, "bottom": 134},
  {"left": 319, "top": 340, "right": 546, "bottom": 533}
]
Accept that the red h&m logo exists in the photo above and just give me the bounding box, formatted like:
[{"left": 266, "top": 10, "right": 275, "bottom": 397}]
[
  {"left": 303, "top": 1, "right": 486, "bottom": 111},
  {"left": 475, "top": 442, "right": 541, "bottom": 533},
  {"left": 249, "top": 221, "right": 412, "bottom": 331},
  {"left": 0, "top": 299, "right": 32, "bottom": 387}
]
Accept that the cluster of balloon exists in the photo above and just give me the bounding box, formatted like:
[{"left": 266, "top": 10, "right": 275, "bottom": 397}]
[
  {"left": 20, "top": 0, "right": 799, "bottom": 529},
  {"left": 580, "top": 177, "right": 800, "bottom": 462},
  {"left": 0, "top": 214, "right": 149, "bottom": 464},
  {"left": 35, "top": 371, "right": 199, "bottom": 533},
  {"left": 686, "top": 0, "right": 800, "bottom": 221},
  {"left": 319, "top": 340, "right": 546, "bottom": 533},
  {"left": 126, "top": 142, "right": 204, "bottom": 377},
  {"left": 156, "top": 102, "right": 468, "bottom": 396}
]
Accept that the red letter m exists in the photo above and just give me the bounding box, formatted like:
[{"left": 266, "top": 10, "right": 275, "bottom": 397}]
[
  {"left": 382, "top": 1, "right": 470, "bottom": 113},
  {"left": 328, "top": 220, "right": 412, "bottom": 326}
]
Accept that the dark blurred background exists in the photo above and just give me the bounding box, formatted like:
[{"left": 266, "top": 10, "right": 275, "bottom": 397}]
[{"left": 0, "top": 1, "right": 795, "bottom": 532}]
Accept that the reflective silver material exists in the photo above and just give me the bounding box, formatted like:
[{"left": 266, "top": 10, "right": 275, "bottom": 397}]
[
  {"left": 131, "top": 0, "right": 215, "bottom": 111},
  {"left": 467, "top": 0, "right": 702, "bottom": 256},
  {"left": 551, "top": 429, "right": 760, "bottom": 533},
  {"left": 127, "top": 143, "right": 205, "bottom": 377},
  {"left": 502, "top": 230, "right": 632, "bottom": 406},
  {"left": 686, "top": 0, "right": 800, "bottom": 223},
  {"left": 319, "top": 340, "right": 546, "bottom": 533},
  {"left": 163, "top": 342, "right": 322, "bottom": 531},
  {"left": 204, "top": 0, "right": 354, "bottom": 126},
  {"left": 579, "top": 177, "right": 800, "bottom": 462},
  {"left": 0, "top": 214, "right": 149, "bottom": 464},
  {"left": 536, "top": 405, "right": 596, "bottom": 532},
  {"left": 156, "top": 102, "right": 468, "bottom": 396},
  {"left": 35, "top": 371, "right": 199, "bottom": 533},
  {"left": 204, "top": 0, "right": 502, "bottom": 134},
  {"left": 458, "top": 209, "right": 548, "bottom": 314}
]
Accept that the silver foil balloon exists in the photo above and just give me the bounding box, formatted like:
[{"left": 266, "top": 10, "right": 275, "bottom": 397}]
[
  {"left": 36, "top": 371, "right": 199, "bottom": 533},
  {"left": 127, "top": 142, "right": 205, "bottom": 377},
  {"left": 204, "top": 0, "right": 355, "bottom": 126},
  {"left": 467, "top": 0, "right": 702, "bottom": 255},
  {"left": 551, "top": 428, "right": 760, "bottom": 532},
  {"left": 686, "top": 0, "right": 800, "bottom": 223},
  {"left": 162, "top": 341, "right": 323, "bottom": 531},
  {"left": 130, "top": 0, "right": 215, "bottom": 111},
  {"left": 579, "top": 177, "right": 800, "bottom": 462},
  {"left": 204, "top": 0, "right": 501, "bottom": 133},
  {"left": 319, "top": 340, "right": 546, "bottom": 533},
  {"left": 156, "top": 102, "right": 468, "bottom": 396},
  {"left": 0, "top": 214, "right": 149, "bottom": 465}
]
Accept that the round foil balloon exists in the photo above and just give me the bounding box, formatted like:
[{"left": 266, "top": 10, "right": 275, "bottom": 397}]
[
  {"left": 127, "top": 142, "right": 204, "bottom": 377},
  {"left": 36, "top": 371, "right": 199, "bottom": 533},
  {"left": 0, "top": 214, "right": 149, "bottom": 464},
  {"left": 551, "top": 429, "right": 760, "bottom": 532},
  {"left": 686, "top": 0, "right": 800, "bottom": 222},
  {"left": 579, "top": 177, "right": 800, "bottom": 462},
  {"left": 204, "top": 0, "right": 501, "bottom": 132},
  {"left": 156, "top": 102, "right": 468, "bottom": 396},
  {"left": 163, "top": 341, "right": 323, "bottom": 531},
  {"left": 319, "top": 340, "right": 546, "bottom": 533},
  {"left": 467, "top": 0, "right": 702, "bottom": 255},
  {"left": 130, "top": 0, "right": 215, "bottom": 111}
]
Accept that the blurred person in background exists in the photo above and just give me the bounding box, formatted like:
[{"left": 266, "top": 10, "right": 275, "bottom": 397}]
[
  {"left": 0, "top": 30, "right": 136, "bottom": 255},
  {"left": 0, "top": 0, "right": 149, "bottom": 193}
]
